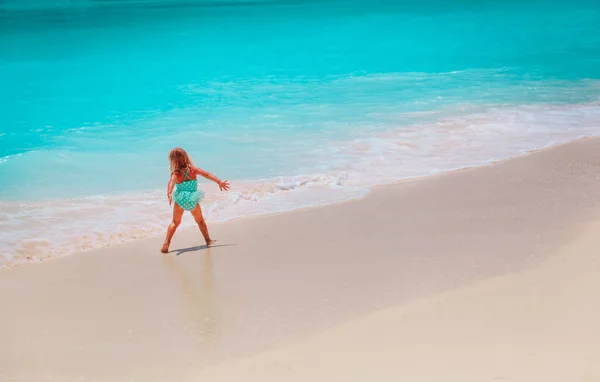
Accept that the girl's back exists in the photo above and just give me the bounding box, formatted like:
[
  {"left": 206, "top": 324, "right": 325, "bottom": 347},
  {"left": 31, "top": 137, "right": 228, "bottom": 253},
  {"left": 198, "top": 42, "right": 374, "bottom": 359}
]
[{"left": 173, "top": 166, "right": 197, "bottom": 184}]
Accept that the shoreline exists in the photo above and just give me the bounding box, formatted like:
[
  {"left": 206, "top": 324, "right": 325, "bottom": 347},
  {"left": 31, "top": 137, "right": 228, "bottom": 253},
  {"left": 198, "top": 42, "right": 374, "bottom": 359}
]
[
  {"left": 2, "top": 137, "right": 600, "bottom": 381},
  {"left": 2, "top": 135, "right": 594, "bottom": 271}
]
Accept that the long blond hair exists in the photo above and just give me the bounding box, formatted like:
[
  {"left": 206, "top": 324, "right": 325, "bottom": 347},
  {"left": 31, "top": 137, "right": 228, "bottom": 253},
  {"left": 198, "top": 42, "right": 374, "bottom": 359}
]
[{"left": 169, "top": 147, "right": 194, "bottom": 173}]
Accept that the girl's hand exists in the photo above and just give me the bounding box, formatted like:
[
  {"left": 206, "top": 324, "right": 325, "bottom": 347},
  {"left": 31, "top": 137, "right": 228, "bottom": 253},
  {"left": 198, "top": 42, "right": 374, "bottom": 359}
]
[
  {"left": 168, "top": 194, "right": 173, "bottom": 205},
  {"left": 218, "top": 180, "right": 230, "bottom": 191}
]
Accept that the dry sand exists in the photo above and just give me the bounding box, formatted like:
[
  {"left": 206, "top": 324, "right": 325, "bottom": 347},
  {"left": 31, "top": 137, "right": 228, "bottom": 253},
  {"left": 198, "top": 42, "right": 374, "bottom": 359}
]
[
  {"left": 2, "top": 138, "right": 600, "bottom": 381},
  {"left": 200, "top": 215, "right": 600, "bottom": 382}
]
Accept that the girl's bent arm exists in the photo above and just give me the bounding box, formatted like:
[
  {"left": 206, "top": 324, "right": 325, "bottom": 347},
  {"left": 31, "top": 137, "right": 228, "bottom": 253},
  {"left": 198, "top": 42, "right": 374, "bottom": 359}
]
[{"left": 167, "top": 173, "right": 177, "bottom": 204}]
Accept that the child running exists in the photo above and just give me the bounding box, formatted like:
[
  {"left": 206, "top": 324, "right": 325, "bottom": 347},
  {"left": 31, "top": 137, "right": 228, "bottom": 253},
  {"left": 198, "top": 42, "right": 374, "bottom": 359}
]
[{"left": 161, "top": 147, "right": 230, "bottom": 253}]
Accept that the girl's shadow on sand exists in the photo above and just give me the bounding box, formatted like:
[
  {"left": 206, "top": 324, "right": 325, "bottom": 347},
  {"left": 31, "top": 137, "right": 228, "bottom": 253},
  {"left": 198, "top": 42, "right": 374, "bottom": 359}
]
[{"left": 171, "top": 244, "right": 235, "bottom": 256}]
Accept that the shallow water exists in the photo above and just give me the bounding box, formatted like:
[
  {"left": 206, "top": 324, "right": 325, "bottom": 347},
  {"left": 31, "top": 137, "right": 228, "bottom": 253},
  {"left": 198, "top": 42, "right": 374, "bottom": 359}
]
[{"left": 1, "top": 0, "right": 600, "bottom": 266}]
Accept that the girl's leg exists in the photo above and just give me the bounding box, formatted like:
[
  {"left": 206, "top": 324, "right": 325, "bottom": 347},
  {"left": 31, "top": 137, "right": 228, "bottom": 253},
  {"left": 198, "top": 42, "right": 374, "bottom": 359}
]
[
  {"left": 190, "top": 204, "right": 215, "bottom": 246},
  {"left": 161, "top": 204, "right": 185, "bottom": 253}
]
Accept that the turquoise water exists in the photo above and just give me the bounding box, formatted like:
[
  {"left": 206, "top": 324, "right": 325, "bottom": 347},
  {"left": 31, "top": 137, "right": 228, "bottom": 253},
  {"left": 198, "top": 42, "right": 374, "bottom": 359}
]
[{"left": 1, "top": 0, "right": 600, "bottom": 266}]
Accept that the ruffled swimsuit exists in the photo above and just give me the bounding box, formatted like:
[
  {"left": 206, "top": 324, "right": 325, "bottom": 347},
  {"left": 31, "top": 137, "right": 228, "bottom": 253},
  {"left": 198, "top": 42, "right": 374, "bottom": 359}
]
[{"left": 173, "top": 169, "right": 205, "bottom": 211}]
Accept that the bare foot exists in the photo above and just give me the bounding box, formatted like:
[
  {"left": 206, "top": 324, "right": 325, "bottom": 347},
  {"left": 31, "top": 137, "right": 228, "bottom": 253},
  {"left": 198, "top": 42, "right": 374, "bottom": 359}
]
[
  {"left": 206, "top": 239, "right": 217, "bottom": 247},
  {"left": 160, "top": 243, "right": 169, "bottom": 254}
]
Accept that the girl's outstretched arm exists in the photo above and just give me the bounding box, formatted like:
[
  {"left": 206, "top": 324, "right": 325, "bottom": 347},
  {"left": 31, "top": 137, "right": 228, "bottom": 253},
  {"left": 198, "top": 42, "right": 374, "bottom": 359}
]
[
  {"left": 166, "top": 173, "right": 177, "bottom": 205},
  {"left": 194, "top": 167, "right": 230, "bottom": 191}
]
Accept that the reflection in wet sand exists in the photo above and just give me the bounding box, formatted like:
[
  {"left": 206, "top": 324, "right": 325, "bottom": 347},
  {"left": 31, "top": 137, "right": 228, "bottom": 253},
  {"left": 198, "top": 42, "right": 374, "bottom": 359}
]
[{"left": 163, "top": 250, "right": 221, "bottom": 356}]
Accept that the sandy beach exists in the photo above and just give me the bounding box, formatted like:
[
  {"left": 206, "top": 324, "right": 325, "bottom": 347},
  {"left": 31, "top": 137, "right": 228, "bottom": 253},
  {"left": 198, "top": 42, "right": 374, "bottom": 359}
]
[
  {"left": 2, "top": 137, "right": 600, "bottom": 381},
  {"left": 200, "top": 217, "right": 600, "bottom": 382}
]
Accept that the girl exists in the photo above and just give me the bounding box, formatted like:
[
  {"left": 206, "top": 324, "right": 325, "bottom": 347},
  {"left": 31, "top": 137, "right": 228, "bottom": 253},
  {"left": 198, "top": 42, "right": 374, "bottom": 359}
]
[{"left": 162, "top": 147, "right": 230, "bottom": 253}]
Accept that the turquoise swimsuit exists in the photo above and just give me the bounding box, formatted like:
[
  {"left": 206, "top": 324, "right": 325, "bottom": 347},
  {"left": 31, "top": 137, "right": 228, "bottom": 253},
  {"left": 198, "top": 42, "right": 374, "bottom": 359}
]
[{"left": 173, "top": 169, "right": 205, "bottom": 211}]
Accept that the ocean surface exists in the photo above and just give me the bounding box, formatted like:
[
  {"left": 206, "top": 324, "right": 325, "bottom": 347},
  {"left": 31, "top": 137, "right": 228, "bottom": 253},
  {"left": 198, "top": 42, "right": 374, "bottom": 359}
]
[{"left": 1, "top": 0, "right": 600, "bottom": 267}]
